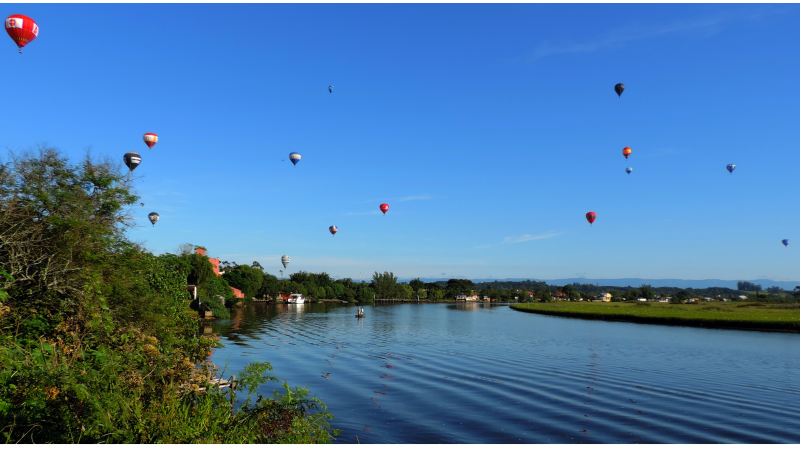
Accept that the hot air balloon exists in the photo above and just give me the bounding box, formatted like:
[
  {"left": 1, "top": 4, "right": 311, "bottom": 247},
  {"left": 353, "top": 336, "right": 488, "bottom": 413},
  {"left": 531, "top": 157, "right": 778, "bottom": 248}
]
[
  {"left": 328, "top": 85, "right": 333, "bottom": 93},
  {"left": 281, "top": 255, "right": 290, "bottom": 268},
  {"left": 329, "top": 225, "right": 338, "bottom": 236},
  {"left": 726, "top": 164, "right": 736, "bottom": 174},
  {"left": 5, "top": 15, "right": 38, "bottom": 53},
  {"left": 782, "top": 239, "right": 790, "bottom": 247},
  {"left": 289, "top": 153, "right": 301, "bottom": 166},
  {"left": 124, "top": 152, "right": 141, "bottom": 174},
  {"left": 615, "top": 83, "right": 625, "bottom": 97},
  {"left": 625, "top": 167, "right": 632, "bottom": 175},
  {"left": 380, "top": 203, "right": 389, "bottom": 215},
  {"left": 140, "top": 202, "right": 145, "bottom": 207},
  {"left": 143, "top": 133, "right": 158, "bottom": 150},
  {"left": 622, "top": 147, "right": 632, "bottom": 160},
  {"left": 148, "top": 212, "right": 159, "bottom": 227},
  {"left": 586, "top": 212, "right": 596, "bottom": 226}
]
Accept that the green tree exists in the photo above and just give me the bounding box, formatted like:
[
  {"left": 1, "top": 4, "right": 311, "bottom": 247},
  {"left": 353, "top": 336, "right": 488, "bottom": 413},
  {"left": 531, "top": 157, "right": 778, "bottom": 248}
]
[
  {"left": 185, "top": 252, "right": 216, "bottom": 286},
  {"left": 639, "top": 284, "right": 653, "bottom": 300},
  {"left": 446, "top": 279, "right": 474, "bottom": 299},
  {"left": 409, "top": 278, "right": 424, "bottom": 293},
  {"left": 224, "top": 264, "right": 264, "bottom": 299},
  {"left": 371, "top": 271, "right": 398, "bottom": 299}
]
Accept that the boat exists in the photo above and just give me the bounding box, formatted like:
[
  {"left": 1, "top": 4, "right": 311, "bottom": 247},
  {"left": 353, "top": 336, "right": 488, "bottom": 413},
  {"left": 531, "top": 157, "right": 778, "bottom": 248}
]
[{"left": 288, "top": 293, "right": 305, "bottom": 304}]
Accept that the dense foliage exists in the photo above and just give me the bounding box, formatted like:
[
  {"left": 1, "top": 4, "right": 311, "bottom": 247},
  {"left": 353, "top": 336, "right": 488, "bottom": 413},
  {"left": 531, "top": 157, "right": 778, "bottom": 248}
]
[{"left": 0, "top": 149, "right": 336, "bottom": 443}]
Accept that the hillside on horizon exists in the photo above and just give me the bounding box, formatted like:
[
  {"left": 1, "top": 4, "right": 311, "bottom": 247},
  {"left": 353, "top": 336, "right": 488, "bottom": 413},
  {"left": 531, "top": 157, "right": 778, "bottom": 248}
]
[{"left": 397, "top": 277, "right": 800, "bottom": 291}]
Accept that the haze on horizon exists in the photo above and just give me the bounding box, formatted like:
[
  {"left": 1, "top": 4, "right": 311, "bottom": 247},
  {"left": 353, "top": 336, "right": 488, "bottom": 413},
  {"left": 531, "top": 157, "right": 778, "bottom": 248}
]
[{"left": 3, "top": 4, "right": 799, "bottom": 282}]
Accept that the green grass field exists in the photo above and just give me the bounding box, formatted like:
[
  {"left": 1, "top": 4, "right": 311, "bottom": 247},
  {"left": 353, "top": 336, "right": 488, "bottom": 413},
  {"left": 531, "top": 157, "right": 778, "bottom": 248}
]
[{"left": 509, "top": 302, "right": 800, "bottom": 332}]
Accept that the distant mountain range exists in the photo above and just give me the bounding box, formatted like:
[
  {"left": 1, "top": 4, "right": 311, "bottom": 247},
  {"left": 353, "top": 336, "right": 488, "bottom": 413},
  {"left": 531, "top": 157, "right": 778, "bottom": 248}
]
[{"left": 397, "top": 277, "right": 800, "bottom": 290}]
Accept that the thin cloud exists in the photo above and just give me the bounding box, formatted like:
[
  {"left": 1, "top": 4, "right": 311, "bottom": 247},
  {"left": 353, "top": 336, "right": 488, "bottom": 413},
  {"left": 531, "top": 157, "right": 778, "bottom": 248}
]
[
  {"left": 502, "top": 233, "right": 560, "bottom": 244},
  {"left": 399, "top": 194, "right": 431, "bottom": 202},
  {"left": 525, "top": 7, "right": 790, "bottom": 60}
]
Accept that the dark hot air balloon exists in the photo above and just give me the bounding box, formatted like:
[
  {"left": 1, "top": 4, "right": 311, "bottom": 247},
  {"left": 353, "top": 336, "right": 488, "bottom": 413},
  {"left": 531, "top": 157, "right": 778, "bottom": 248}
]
[
  {"left": 726, "top": 164, "right": 736, "bottom": 174},
  {"left": 328, "top": 86, "right": 333, "bottom": 93},
  {"left": 5, "top": 15, "right": 38, "bottom": 53},
  {"left": 782, "top": 239, "right": 790, "bottom": 247},
  {"left": 329, "top": 225, "right": 338, "bottom": 236},
  {"left": 380, "top": 203, "right": 389, "bottom": 215},
  {"left": 615, "top": 83, "right": 625, "bottom": 97},
  {"left": 148, "top": 212, "right": 159, "bottom": 227},
  {"left": 124, "top": 152, "right": 141, "bottom": 174},
  {"left": 586, "top": 212, "right": 596, "bottom": 226},
  {"left": 625, "top": 167, "right": 632, "bottom": 175}
]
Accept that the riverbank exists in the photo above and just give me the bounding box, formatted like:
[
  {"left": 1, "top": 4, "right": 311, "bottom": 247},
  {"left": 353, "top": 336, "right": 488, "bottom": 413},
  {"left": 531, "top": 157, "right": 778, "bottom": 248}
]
[{"left": 510, "top": 302, "right": 800, "bottom": 333}]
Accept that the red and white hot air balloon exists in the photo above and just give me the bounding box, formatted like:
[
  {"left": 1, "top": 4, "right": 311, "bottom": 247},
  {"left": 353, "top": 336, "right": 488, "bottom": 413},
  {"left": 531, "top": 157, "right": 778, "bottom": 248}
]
[
  {"left": 143, "top": 133, "right": 158, "bottom": 150},
  {"left": 380, "top": 203, "right": 389, "bottom": 215},
  {"left": 5, "top": 14, "right": 38, "bottom": 53}
]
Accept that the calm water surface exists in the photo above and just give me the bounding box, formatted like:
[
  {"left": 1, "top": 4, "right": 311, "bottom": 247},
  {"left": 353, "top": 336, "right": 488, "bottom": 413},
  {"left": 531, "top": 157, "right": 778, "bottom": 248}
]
[{"left": 207, "top": 302, "right": 800, "bottom": 444}]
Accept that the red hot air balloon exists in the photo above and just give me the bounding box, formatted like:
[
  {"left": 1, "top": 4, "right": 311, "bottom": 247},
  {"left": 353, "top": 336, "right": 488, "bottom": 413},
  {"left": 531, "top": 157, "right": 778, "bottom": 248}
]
[
  {"left": 586, "top": 212, "right": 597, "bottom": 226},
  {"left": 5, "top": 15, "right": 38, "bottom": 53},
  {"left": 380, "top": 203, "right": 389, "bottom": 215},
  {"left": 143, "top": 133, "right": 158, "bottom": 150}
]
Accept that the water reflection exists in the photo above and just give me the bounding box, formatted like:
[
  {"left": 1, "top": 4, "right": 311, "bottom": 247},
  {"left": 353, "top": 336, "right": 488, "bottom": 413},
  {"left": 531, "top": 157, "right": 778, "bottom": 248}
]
[{"left": 207, "top": 303, "right": 800, "bottom": 444}]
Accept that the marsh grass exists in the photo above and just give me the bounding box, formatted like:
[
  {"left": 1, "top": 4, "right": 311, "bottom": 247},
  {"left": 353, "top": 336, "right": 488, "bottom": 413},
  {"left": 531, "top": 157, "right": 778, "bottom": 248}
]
[{"left": 510, "top": 302, "right": 800, "bottom": 332}]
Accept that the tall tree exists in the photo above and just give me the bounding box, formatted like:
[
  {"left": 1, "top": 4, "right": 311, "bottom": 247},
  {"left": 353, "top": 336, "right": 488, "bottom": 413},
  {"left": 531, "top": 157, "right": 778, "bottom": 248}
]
[{"left": 371, "top": 271, "right": 398, "bottom": 299}]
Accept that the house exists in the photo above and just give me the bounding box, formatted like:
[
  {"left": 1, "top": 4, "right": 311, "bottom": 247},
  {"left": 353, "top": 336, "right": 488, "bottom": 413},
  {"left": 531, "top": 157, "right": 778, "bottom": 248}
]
[
  {"left": 597, "top": 293, "right": 612, "bottom": 302},
  {"left": 456, "top": 292, "right": 479, "bottom": 302},
  {"left": 657, "top": 298, "right": 669, "bottom": 303},
  {"left": 553, "top": 292, "right": 565, "bottom": 299},
  {"left": 687, "top": 298, "right": 697, "bottom": 303},
  {"left": 638, "top": 298, "right": 648, "bottom": 302}
]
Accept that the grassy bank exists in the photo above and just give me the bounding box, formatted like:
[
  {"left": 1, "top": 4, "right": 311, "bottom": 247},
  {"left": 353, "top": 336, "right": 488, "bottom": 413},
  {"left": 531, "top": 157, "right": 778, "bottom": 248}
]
[{"left": 510, "top": 302, "right": 800, "bottom": 333}]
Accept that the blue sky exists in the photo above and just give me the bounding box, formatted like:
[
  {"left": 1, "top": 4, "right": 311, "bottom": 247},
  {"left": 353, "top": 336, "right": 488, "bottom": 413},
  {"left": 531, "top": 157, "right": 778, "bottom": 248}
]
[{"left": 3, "top": 4, "right": 799, "bottom": 281}]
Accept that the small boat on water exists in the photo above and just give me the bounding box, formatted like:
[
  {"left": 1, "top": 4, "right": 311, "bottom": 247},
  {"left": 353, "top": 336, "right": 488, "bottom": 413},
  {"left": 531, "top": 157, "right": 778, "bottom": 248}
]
[{"left": 288, "top": 293, "right": 305, "bottom": 304}]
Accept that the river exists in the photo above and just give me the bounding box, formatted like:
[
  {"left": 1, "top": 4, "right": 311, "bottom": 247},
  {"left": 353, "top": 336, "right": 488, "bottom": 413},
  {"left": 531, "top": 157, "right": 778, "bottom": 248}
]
[{"left": 206, "top": 302, "right": 800, "bottom": 444}]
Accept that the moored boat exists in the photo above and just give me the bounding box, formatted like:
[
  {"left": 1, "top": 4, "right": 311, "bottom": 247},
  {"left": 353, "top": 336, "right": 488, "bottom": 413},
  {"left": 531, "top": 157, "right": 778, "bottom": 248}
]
[{"left": 288, "top": 293, "right": 305, "bottom": 304}]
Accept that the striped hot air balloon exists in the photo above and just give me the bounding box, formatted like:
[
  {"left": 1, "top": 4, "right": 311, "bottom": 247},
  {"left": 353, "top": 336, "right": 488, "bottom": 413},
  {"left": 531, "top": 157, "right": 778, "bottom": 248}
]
[
  {"left": 289, "top": 153, "right": 301, "bottom": 166},
  {"left": 5, "top": 15, "right": 38, "bottom": 53},
  {"left": 329, "top": 225, "right": 338, "bottom": 236},
  {"left": 124, "top": 152, "right": 141, "bottom": 173},
  {"left": 281, "top": 255, "right": 290, "bottom": 268},
  {"left": 143, "top": 133, "right": 158, "bottom": 150},
  {"left": 380, "top": 203, "right": 389, "bottom": 215}
]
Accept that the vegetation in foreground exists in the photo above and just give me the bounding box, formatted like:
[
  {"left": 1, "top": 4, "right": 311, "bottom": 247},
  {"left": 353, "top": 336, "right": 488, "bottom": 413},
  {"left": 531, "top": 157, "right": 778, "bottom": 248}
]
[
  {"left": 510, "top": 302, "right": 800, "bottom": 332},
  {"left": 0, "top": 148, "right": 337, "bottom": 443}
]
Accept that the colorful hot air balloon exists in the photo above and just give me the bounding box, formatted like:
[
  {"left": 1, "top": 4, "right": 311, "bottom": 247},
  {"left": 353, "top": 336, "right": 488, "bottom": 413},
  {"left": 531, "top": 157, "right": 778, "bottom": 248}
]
[
  {"left": 329, "top": 225, "right": 338, "bottom": 236},
  {"left": 124, "top": 152, "right": 141, "bottom": 173},
  {"left": 586, "top": 212, "right": 596, "bottom": 226},
  {"left": 726, "top": 164, "right": 736, "bottom": 174},
  {"left": 328, "top": 85, "right": 333, "bottom": 93},
  {"left": 379, "top": 203, "right": 389, "bottom": 215},
  {"left": 782, "top": 239, "right": 790, "bottom": 247},
  {"left": 143, "top": 133, "right": 158, "bottom": 150},
  {"left": 615, "top": 83, "right": 625, "bottom": 97},
  {"left": 622, "top": 147, "right": 632, "bottom": 160},
  {"left": 289, "top": 153, "right": 301, "bottom": 166},
  {"left": 148, "top": 212, "right": 160, "bottom": 227},
  {"left": 625, "top": 167, "right": 632, "bottom": 175},
  {"left": 281, "top": 255, "right": 290, "bottom": 268},
  {"left": 5, "top": 15, "right": 38, "bottom": 53}
]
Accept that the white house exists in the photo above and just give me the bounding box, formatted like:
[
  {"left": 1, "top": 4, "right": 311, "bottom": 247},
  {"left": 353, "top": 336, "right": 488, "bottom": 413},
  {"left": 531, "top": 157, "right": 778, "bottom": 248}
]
[{"left": 638, "top": 298, "right": 648, "bottom": 302}]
